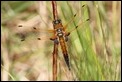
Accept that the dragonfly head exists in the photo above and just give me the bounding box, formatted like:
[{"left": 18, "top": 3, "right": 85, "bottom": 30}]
[{"left": 53, "top": 19, "right": 61, "bottom": 25}]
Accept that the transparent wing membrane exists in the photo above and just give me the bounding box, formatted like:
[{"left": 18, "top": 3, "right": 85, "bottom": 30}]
[
  {"left": 68, "top": 18, "right": 89, "bottom": 34},
  {"left": 17, "top": 4, "right": 89, "bottom": 44},
  {"left": 63, "top": 4, "right": 87, "bottom": 29}
]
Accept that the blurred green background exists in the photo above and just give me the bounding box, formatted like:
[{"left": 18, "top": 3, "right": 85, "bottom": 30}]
[{"left": 1, "top": 1, "right": 121, "bottom": 81}]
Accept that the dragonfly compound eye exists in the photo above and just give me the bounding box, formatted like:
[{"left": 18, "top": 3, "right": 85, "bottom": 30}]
[
  {"left": 58, "top": 19, "right": 61, "bottom": 23},
  {"left": 53, "top": 19, "right": 61, "bottom": 24}
]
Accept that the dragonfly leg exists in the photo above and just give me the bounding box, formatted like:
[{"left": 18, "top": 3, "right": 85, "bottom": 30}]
[
  {"left": 65, "top": 32, "right": 70, "bottom": 42},
  {"left": 65, "top": 36, "right": 68, "bottom": 42},
  {"left": 54, "top": 39, "right": 59, "bottom": 44},
  {"left": 50, "top": 37, "right": 59, "bottom": 44}
]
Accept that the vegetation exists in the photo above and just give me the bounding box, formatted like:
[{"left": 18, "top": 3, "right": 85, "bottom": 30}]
[{"left": 1, "top": 1, "right": 121, "bottom": 81}]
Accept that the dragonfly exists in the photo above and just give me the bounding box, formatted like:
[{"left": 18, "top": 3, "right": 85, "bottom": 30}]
[{"left": 17, "top": 4, "right": 89, "bottom": 71}]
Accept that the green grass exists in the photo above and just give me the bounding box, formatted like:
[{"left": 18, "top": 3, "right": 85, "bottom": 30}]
[{"left": 1, "top": 1, "right": 121, "bottom": 81}]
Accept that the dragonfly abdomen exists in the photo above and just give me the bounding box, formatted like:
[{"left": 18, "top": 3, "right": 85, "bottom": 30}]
[{"left": 59, "top": 37, "right": 70, "bottom": 70}]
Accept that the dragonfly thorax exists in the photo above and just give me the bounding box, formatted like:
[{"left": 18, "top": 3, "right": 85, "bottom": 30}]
[{"left": 56, "top": 28, "right": 64, "bottom": 37}]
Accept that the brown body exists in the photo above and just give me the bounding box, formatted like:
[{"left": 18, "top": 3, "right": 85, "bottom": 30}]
[
  {"left": 59, "top": 36, "right": 70, "bottom": 70},
  {"left": 54, "top": 21, "right": 67, "bottom": 54},
  {"left": 59, "top": 37, "right": 67, "bottom": 55},
  {"left": 52, "top": 19, "right": 70, "bottom": 70}
]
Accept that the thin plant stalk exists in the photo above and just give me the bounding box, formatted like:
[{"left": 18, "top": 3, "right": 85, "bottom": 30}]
[{"left": 52, "top": 1, "right": 58, "bottom": 81}]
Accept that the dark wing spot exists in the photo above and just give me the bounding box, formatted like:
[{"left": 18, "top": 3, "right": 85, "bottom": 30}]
[
  {"left": 18, "top": 25, "right": 23, "bottom": 27},
  {"left": 82, "top": 5, "right": 85, "bottom": 7},
  {"left": 50, "top": 38, "right": 54, "bottom": 40},
  {"left": 37, "top": 38, "right": 41, "bottom": 40},
  {"left": 21, "top": 39, "right": 25, "bottom": 41},
  {"left": 33, "top": 27, "right": 36, "bottom": 29},
  {"left": 86, "top": 19, "right": 90, "bottom": 21},
  {"left": 76, "top": 26, "right": 78, "bottom": 28},
  {"left": 74, "top": 14, "right": 76, "bottom": 17}
]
